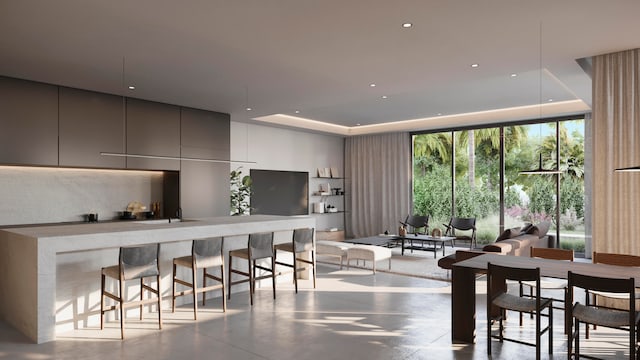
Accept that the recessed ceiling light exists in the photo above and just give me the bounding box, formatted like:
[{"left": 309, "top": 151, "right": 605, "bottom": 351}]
[
  {"left": 128, "top": 85, "right": 135, "bottom": 90},
  {"left": 295, "top": 110, "right": 300, "bottom": 114},
  {"left": 356, "top": 123, "right": 361, "bottom": 126},
  {"left": 246, "top": 107, "right": 252, "bottom": 111},
  {"left": 437, "top": 113, "right": 443, "bottom": 116},
  {"left": 402, "top": 22, "right": 413, "bottom": 28},
  {"left": 381, "top": 95, "right": 388, "bottom": 99},
  {"left": 547, "top": 99, "right": 554, "bottom": 102},
  {"left": 510, "top": 73, "right": 518, "bottom": 77},
  {"left": 370, "top": 83, "right": 376, "bottom": 87},
  {"left": 471, "top": 63, "right": 479, "bottom": 68}
]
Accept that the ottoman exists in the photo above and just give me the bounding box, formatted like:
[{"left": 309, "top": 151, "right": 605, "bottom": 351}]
[
  {"left": 316, "top": 240, "right": 354, "bottom": 269},
  {"left": 346, "top": 245, "right": 392, "bottom": 274}
]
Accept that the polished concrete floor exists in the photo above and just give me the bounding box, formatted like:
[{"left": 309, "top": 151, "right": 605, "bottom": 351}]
[{"left": 0, "top": 264, "right": 631, "bottom": 359}]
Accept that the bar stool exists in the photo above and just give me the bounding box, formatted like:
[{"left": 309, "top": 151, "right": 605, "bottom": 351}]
[
  {"left": 100, "top": 243, "right": 162, "bottom": 339},
  {"left": 227, "top": 232, "right": 276, "bottom": 305},
  {"left": 172, "top": 237, "right": 226, "bottom": 319},
  {"left": 274, "top": 228, "right": 316, "bottom": 293}
]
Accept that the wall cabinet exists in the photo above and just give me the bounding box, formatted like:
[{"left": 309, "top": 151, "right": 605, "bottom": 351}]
[
  {"left": 58, "top": 87, "right": 126, "bottom": 168},
  {"left": 0, "top": 77, "right": 58, "bottom": 166},
  {"left": 126, "top": 99, "right": 181, "bottom": 170},
  {"left": 179, "top": 107, "right": 231, "bottom": 218}
]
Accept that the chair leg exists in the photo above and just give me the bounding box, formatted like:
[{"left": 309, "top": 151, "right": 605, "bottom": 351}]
[
  {"left": 100, "top": 273, "right": 105, "bottom": 330},
  {"left": 220, "top": 263, "right": 227, "bottom": 311},
  {"left": 293, "top": 254, "right": 299, "bottom": 294},
  {"left": 192, "top": 265, "right": 198, "bottom": 320},
  {"left": 119, "top": 279, "right": 125, "bottom": 340},
  {"left": 271, "top": 257, "right": 276, "bottom": 299},
  {"left": 157, "top": 274, "right": 162, "bottom": 330},
  {"left": 202, "top": 268, "right": 207, "bottom": 306},
  {"left": 139, "top": 278, "right": 144, "bottom": 321},
  {"left": 249, "top": 259, "right": 255, "bottom": 306},
  {"left": 172, "top": 262, "right": 177, "bottom": 313},
  {"left": 548, "top": 303, "right": 553, "bottom": 355},
  {"left": 312, "top": 251, "right": 317, "bottom": 289},
  {"left": 227, "top": 254, "right": 233, "bottom": 300}
]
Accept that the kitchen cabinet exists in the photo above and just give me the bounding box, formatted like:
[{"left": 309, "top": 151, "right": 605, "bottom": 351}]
[
  {"left": 126, "top": 98, "right": 180, "bottom": 170},
  {"left": 58, "top": 87, "right": 125, "bottom": 168},
  {"left": 179, "top": 107, "right": 230, "bottom": 218},
  {"left": 0, "top": 76, "right": 58, "bottom": 166}
]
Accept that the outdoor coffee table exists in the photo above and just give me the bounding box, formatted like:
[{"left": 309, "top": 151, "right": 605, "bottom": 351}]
[{"left": 395, "top": 234, "right": 455, "bottom": 257}]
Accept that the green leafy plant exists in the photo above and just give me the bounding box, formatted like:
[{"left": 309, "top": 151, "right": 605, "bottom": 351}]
[{"left": 230, "top": 167, "right": 252, "bottom": 216}]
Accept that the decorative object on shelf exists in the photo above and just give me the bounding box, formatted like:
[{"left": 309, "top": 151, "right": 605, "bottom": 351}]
[
  {"left": 399, "top": 225, "right": 407, "bottom": 237},
  {"left": 330, "top": 167, "right": 340, "bottom": 178},
  {"left": 319, "top": 183, "right": 331, "bottom": 195},
  {"left": 313, "top": 202, "right": 325, "bottom": 213},
  {"left": 333, "top": 187, "right": 342, "bottom": 195},
  {"left": 326, "top": 205, "right": 338, "bottom": 213},
  {"left": 317, "top": 168, "right": 332, "bottom": 177},
  {"left": 230, "top": 167, "right": 252, "bottom": 215}
]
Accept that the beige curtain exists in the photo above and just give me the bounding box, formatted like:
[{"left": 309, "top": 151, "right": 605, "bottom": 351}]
[
  {"left": 592, "top": 48, "right": 640, "bottom": 255},
  {"left": 345, "top": 132, "right": 411, "bottom": 238}
]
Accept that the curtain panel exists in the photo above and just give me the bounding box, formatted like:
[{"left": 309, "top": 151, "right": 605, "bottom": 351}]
[
  {"left": 345, "top": 132, "right": 411, "bottom": 238},
  {"left": 592, "top": 48, "right": 640, "bottom": 254}
]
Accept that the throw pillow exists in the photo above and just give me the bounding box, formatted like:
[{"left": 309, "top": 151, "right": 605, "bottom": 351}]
[{"left": 495, "top": 227, "right": 521, "bottom": 242}]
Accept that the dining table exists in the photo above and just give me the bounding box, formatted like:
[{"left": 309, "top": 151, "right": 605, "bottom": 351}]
[{"left": 451, "top": 252, "right": 640, "bottom": 343}]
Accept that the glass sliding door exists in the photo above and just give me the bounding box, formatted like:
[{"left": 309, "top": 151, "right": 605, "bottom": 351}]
[{"left": 412, "top": 132, "right": 452, "bottom": 234}]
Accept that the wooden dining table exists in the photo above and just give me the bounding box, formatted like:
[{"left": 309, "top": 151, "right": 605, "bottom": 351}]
[{"left": 451, "top": 252, "right": 640, "bottom": 343}]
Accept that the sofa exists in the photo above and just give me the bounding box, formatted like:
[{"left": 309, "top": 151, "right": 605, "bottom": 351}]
[{"left": 437, "top": 221, "right": 555, "bottom": 270}]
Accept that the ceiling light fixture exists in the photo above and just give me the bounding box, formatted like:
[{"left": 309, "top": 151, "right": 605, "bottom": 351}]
[
  {"left": 246, "top": 107, "right": 252, "bottom": 111},
  {"left": 128, "top": 85, "right": 135, "bottom": 90},
  {"left": 402, "top": 22, "right": 413, "bottom": 28},
  {"left": 381, "top": 95, "right": 388, "bottom": 99},
  {"left": 471, "top": 63, "right": 479, "bottom": 68},
  {"left": 510, "top": 73, "right": 518, "bottom": 77},
  {"left": 295, "top": 110, "right": 300, "bottom": 114},
  {"left": 370, "top": 83, "right": 376, "bottom": 87}
]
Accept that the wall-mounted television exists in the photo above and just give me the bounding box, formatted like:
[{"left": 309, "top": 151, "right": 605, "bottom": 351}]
[{"left": 250, "top": 169, "right": 309, "bottom": 216}]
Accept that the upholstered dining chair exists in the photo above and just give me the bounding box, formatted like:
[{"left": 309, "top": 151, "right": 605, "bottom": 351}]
[
  {"left": 487, "top": 262, "right": 553, "bottom": 360},
  {"left": 444, "top": 217, "right": 477, "bottom": 249},
  {"left": 227, "top": 232, "right": 276, "bottom": 306},
  {"left": 274, "top": 228, "right": 316, "bottom": 293},
  {"left": 568, "top": 271, "right": 640, "bottom": 359},
  {"left": 172, "top": 237, "right": 226, "bottom": 320},
  {"left": 100, "top": 243, "right": 162, "bottom": 339}
]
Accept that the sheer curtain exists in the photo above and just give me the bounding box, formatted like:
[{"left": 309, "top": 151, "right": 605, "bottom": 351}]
[
  {"left": 345, "top": 132, "right": 411, "bottom": 238},
  {"left": 592, "top": 48, "right": 640, "bottom": 254}
]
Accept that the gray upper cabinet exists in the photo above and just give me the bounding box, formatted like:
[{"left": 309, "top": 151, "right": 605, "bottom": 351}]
[
  {"left": 180, "top": 108, "right": 230, "bottom": 218},
  {"left": 59, "top": 87, "right": 126, "bottom": 168},
  {"left": 126, "top": 98, "right": 180, "bottom": 170},
  {"left": 0, "top": 77, "right": 58, "bottom": 166}
]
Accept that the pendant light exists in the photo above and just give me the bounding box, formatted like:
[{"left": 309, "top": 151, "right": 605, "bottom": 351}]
[{"left": 519, "top": 22, "right": 562, "bottom": 176}]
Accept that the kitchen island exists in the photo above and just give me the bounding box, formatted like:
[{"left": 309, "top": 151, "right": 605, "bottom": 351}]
[{"left": 0, "top": 215, "right": 315, "bottom": 343}]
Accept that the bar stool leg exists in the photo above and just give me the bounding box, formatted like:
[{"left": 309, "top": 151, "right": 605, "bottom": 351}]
[
  {"left": 192, "top": 265, "right": 198, "bottom": 320},
  {"left": 119, "top": 279, "right": 125, "bottom": 340}
]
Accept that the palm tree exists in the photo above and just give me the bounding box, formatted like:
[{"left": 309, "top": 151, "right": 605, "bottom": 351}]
[{"left": 413, "top": 133, "right": 452, "bottom": 176}]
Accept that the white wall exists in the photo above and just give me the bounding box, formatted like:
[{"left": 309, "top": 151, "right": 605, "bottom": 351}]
[
  {"left": 230, "top": 121, "right": 344, "bottom": 231},
  {"left": 0, "top": 166, "right": 164, "bottom": 226}
]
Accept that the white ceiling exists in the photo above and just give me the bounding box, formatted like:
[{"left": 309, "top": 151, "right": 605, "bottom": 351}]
[{"left": 1, "top": 1, "right": 638, "bottom": 136}]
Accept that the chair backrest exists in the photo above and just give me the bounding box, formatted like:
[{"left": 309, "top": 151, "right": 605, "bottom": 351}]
[
  {"left": 593, "top": 252, "right": 640, "bottom": 267},
  {"left": 568, "top": 271, "right": 635, "bottom": 307},
  {"left": 530, "top": 247, "right": 574, "bottom": 261},
  {"left": 193, "top": 237, "right": 224, "bottom": 268},
  {"left": 293, "top": 228, "right": 314, "bottom": 253},
  {"left": 487, "top": 262, "right": 540, "bottom": 301},
  {"left": 403, "top": 215, "right": 429, "bottom": 232},
  {"left": 249, "top": 232, "right": 274, "bottom": 260},
  {"left": 120, "top": 243, "right": 160, "bottom": 280},
  {"left": 449, "top": 217, "right": 476, "bottom": 231}
]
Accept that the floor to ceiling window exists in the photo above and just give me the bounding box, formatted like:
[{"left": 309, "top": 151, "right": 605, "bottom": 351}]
[{"left": 412, "top": 117, "right": 586, "bottom": 254}]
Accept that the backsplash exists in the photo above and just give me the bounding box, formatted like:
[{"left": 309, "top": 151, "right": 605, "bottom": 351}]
[{"left": 0, "top": 166, "right": 166, "bottom": 226}]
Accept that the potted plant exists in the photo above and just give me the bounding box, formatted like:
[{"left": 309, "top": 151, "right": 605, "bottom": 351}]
[{"left": 230, "top": 167, "right": 252, "bottom": 215}]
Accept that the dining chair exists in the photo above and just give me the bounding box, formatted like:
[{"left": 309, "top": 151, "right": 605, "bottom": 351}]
[
  {"left": 227, "top": 232, "right": 276, "bottom": 306},
  {"left": 520, "top": 247, "right": 574, "bottom": 333},
  {"left": 274, "top": 228, "right": 316, "bottom": 293},
  {"left": 100, "top": 243, "right": 162, "bottom": 339},
  {"left": 172, "top": 237, "right": 226, "bottom": 320},
  {"left": 567, "top": 271, "right": 640, "bottom": 359},
  {"left": 487, "top": 262, "right": 553, "bottom": 360},
  {"left": 444, "top": 217, "right": 477, "bottom": 249},
  {"left": 589, "top": 251, "right": 640, "bottom": 338}
]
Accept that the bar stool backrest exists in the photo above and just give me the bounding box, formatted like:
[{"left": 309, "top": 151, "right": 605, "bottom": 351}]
[
  {"left": 293, "top": 228, "right": 314, "bottom": 253},
  {"left": 120, "top": 243, "right": 160, "bottom": 280},
  {"left": 249, "top": 232, "right": 274, "bottom": 260},
  {"left": 193, "top": 237, "right": 224, "bottom": 268}
]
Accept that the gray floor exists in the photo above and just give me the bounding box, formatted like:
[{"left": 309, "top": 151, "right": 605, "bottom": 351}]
[{"left": 0, "top": 264, "right": 630, "bottom": 359}]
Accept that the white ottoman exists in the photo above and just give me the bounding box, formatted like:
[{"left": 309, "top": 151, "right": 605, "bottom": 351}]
[
  {"left": 346, "top": 245, "right": 392, "bottom": 274},
  {"left": 316, "top": 240, "right": 354, "bottom": 269}
]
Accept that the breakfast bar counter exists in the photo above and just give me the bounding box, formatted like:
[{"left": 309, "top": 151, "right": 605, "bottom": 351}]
[{"left": 0, "top": 215, "right": 315, "bottom": 343}]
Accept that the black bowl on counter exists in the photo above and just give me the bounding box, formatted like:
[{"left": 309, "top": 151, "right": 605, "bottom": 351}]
[{"left": 119, "top": 211, "right": 136, "bottom": 220}]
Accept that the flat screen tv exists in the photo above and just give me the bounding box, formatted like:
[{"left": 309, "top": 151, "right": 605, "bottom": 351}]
[{"left": 250, "top": 169, "right": 309, "bottom": 216}]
